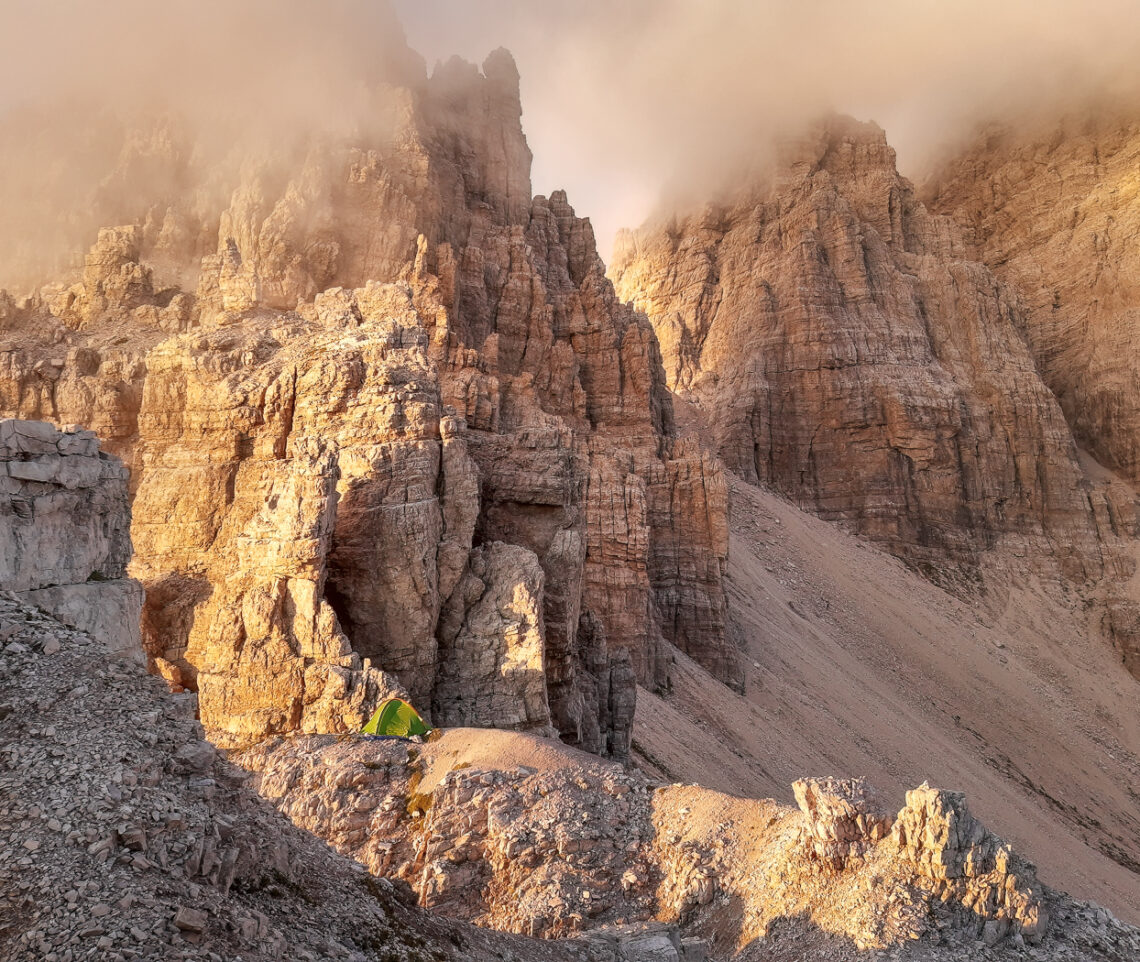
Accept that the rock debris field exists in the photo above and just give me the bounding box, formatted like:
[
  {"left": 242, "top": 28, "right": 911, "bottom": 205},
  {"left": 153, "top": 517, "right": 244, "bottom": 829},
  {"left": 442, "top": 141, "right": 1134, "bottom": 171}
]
[{"left": 4, "top": 590, "right": 1140, "bottom": 961}]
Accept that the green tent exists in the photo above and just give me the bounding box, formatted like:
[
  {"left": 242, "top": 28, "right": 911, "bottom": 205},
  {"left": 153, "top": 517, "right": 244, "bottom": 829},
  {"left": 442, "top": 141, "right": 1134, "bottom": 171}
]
[{"left": 361, "top": 698, "right": 431, "bottom": 738}]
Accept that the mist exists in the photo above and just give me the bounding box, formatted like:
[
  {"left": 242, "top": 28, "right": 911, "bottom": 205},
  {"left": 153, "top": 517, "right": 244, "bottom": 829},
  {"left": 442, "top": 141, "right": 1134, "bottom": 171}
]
[
  {"left": 2, "top": 0, "right": 1139, "bottom": 287},
  {"left": 0, "top": 0, "right": 418, "bottom": 291},
  {"left": 395, "top": 0, "right": 1140, "bottom": 257}
]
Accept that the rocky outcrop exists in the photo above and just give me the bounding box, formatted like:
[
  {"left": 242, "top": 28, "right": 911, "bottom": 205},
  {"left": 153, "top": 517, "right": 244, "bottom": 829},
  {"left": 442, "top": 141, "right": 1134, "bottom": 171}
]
[
  {"left": 130, "top": 284, "right": 452, "bottom": 748},
  {"left": 0, "top": 418, "right": 142, "bottom": 657},
  {"left": 891, "top": 783, "right": 1049, "bottom": 945},
  {"left": 6, "top": 587, "right": 1136, "bottom": 961},
  {"left": 610, "top": 117, "right": 1129, "bottom": 582},
  {"left": 926, "top": 115, "right": 1140, "bottom": 484},
  {"left": 792, "top": 776, "right": 893, "bottom": 871},
  {"left": 0, "top": 43, "right": 737, "bottom": 755},
  {"left": 0, "top": 595, "right": 594, "bottom": 962},
  {"left": 240, "top": 731, "right": 1140, "bottom": 958},
  {"left": 791, "top": 777, "right": 1050, "bottom": 945}
]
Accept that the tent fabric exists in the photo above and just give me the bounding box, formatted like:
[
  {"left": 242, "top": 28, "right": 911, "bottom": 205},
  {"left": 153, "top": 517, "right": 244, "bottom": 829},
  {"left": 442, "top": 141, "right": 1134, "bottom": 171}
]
[{"left": 361, "top": 698, "right": 430, "bottom": 737}]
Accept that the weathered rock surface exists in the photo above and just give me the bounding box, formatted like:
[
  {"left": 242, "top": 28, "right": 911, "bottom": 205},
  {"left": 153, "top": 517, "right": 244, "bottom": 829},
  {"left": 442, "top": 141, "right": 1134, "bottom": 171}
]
[
  {"left": 792, "top": 776, "right": 892, "bottom": 870},
  {"left": 925, "top": 115, "right": 1140, "bottom": 678},
  {"left": 610, "top": 117, "right": 1131, "bottom": 583},
  {"left": 927, "top": 115, "right": 1140, "bottom": 484},
  {"left": 0, "top": 417, "right": 143, "bottom": 657},
  {"left": 0, "top": 45, "right": 737, "bottom": 754},
  {"left": 238, "top": 729, "right": 1140, "bottom": 959},
  {"left": 0, "top": 419, "right": 130, "bottom": 590},
  {"left": 130, "top": 286, "right": 429, "bottom": 748},
  {"left": 0, "top": 595, "right": 603, "bottom": 962},
  {"left": 891, "top": 783, "right": 1049, "bottom": 945},
  {"left": 434, "top": 541, "right": 554, "bottom": 733},
  {"left": 5, "top": 585, "right": 1136, "bottom": 960}
]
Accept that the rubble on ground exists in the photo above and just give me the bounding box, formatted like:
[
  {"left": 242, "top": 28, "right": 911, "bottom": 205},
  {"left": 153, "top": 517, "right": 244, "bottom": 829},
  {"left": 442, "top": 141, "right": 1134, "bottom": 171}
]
[
  {"left": 0, "top": 593, "right": 640, "bottom": 962},
  {"left": 241, "top": 733, "right": 1140, "bottom": 960}
]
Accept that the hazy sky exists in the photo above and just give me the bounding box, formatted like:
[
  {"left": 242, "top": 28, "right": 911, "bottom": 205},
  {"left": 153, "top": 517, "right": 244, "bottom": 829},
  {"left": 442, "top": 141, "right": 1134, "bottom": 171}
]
[
  {"left": 394, "top": 0, "right": 1140, "bottom": 258},
  {"left": 1, "top": 1, "right": 1138, "bottom": 274}
]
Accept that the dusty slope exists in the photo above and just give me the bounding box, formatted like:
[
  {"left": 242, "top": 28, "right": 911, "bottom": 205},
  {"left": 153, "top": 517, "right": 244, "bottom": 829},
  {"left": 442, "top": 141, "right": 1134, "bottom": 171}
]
[{"left": 633, "top": 473, "right": 1140, "bottom": 923}]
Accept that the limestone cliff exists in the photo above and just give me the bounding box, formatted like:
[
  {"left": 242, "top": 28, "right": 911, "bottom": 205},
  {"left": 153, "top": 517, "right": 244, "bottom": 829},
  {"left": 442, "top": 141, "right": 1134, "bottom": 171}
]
[
  {"left": 926, "top": 115, "right": 1140, "bottom": 483},
  {"left": 610, "top": 117, "right": 1133, "bottom": 584},
  {"left": 0, "top": 48, "right": 736, "bottom": 754},
  {"left": 924, "top": 113, "right": 1140, "bottom": 673},
  {"left": 0, "top": 417, "right": 143, "bottom": 657}
]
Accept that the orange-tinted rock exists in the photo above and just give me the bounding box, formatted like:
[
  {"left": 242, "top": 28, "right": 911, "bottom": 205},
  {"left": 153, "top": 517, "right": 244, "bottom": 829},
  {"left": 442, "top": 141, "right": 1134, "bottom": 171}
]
[
  {"left": 611, "top": 117, "right": 1124, "bottom": 583},
  {"left": 0, "top": 49, "right": 737, "bottom": 754},
  {"left": 927, "top": 115, "right": 1140, "bottom": 490}
]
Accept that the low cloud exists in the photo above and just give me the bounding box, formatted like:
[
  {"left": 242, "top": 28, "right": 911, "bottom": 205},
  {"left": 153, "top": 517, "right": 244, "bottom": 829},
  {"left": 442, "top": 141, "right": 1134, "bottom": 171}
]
[
  {"left": 398, "top": 0, "right": 1140, "bottom": 255},
  {"left": 2, "top": 0, "right": 1137, "bottom": 285}
]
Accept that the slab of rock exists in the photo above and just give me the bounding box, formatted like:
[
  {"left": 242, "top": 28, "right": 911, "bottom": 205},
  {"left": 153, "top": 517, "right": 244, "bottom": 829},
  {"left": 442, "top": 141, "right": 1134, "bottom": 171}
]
[
  {"left": 172, "top": 906, "right": 207, "bottom": 934},
  {"left": 434, "top": 541, "right": 554, "bottom": 733},
  {"left": 0, "top": 419, "right": 132, "bottom": 592},
  {"left": 610, "top": 116, "right": 1118, "bottom": 585},
  {"left": 19, "top": 579, "right": 143, "bottom": 661}
]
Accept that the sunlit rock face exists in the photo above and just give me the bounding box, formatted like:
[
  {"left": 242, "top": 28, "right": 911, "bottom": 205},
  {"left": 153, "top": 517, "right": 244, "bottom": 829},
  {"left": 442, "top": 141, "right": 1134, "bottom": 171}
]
[
  {"left": 0, "top": 43, "right": 737, "bottom": 753},
  {"left": 927, "top": 115, "right": 1140, "bottom": 485},
  {"left": 610, "top": 116, "right": 1132, "bottom": 583}
]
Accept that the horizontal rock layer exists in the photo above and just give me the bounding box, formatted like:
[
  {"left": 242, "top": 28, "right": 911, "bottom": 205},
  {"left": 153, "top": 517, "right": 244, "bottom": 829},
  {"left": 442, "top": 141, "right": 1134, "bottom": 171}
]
[
  {"left": 0, "top": 48, "right": 737, "bottom": 753},
  {"left": 610, "top": 117, "right": 1134, "bottom": 585}
]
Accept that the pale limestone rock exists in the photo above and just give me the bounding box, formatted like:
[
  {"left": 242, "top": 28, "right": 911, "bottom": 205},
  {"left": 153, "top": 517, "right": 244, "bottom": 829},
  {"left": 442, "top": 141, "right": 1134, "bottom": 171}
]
[
  {"left": 0, "top": 46, "right": 737, "bottom": 756},
  {"left": 20, "top": 580, "right": 144, "bottom": 661},
  {"left": 131, "top": 290, "right": 432, "bottom": 747},
  {"left": 434, "top": 542, "right": 553, "bottom": 733},
  {"left": 243, "top": 732, "right": 1102, "bottom": 953},
  {"left": 0, "top": 419, "right": 131, "bottom": 591},
  {"left": 891, "top": 782, "right": 1049, "bottom": 944},
  {"left": 793, "top": 776, "right": 893, "bottom": 871},
  {"left": 610, "top": 116, "right": 1115, "bottom": 584},
  {"left": 0, "top": 418, "right": 143, "bottom": 659}
]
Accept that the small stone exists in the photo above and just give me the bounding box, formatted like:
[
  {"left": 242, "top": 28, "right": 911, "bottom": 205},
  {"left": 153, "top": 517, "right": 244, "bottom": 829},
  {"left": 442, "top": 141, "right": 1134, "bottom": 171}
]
[
  {"left": 173, "top": 906, "right": 208, "bottom": 934},
  {"left": 173, "top": 741, "right": 216, "bottom": 775},
  {"left": 983, "top": 919, "right": 1008, "bottom": 946}
]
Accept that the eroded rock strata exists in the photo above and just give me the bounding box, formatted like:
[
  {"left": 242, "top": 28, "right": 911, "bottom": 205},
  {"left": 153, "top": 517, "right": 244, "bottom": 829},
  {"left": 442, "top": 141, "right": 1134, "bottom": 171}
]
[
  {"left": 926, "top": 115, "right": 1140, "bottom": 484},
  {"left": 0, "top": 417, "right": 142, "bottom": 657},
  {"left": 609, "top": 117, "right": 1135, "bottom": 583},
  {"left": 237, "top": 731, "right": 1140, "bottom": 958},
  {"left": 0, "top": 47, "right": 736, "bottom": 754},
  {"left": 925, "top": 115, "right": 1140, "bottom": 676}
]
